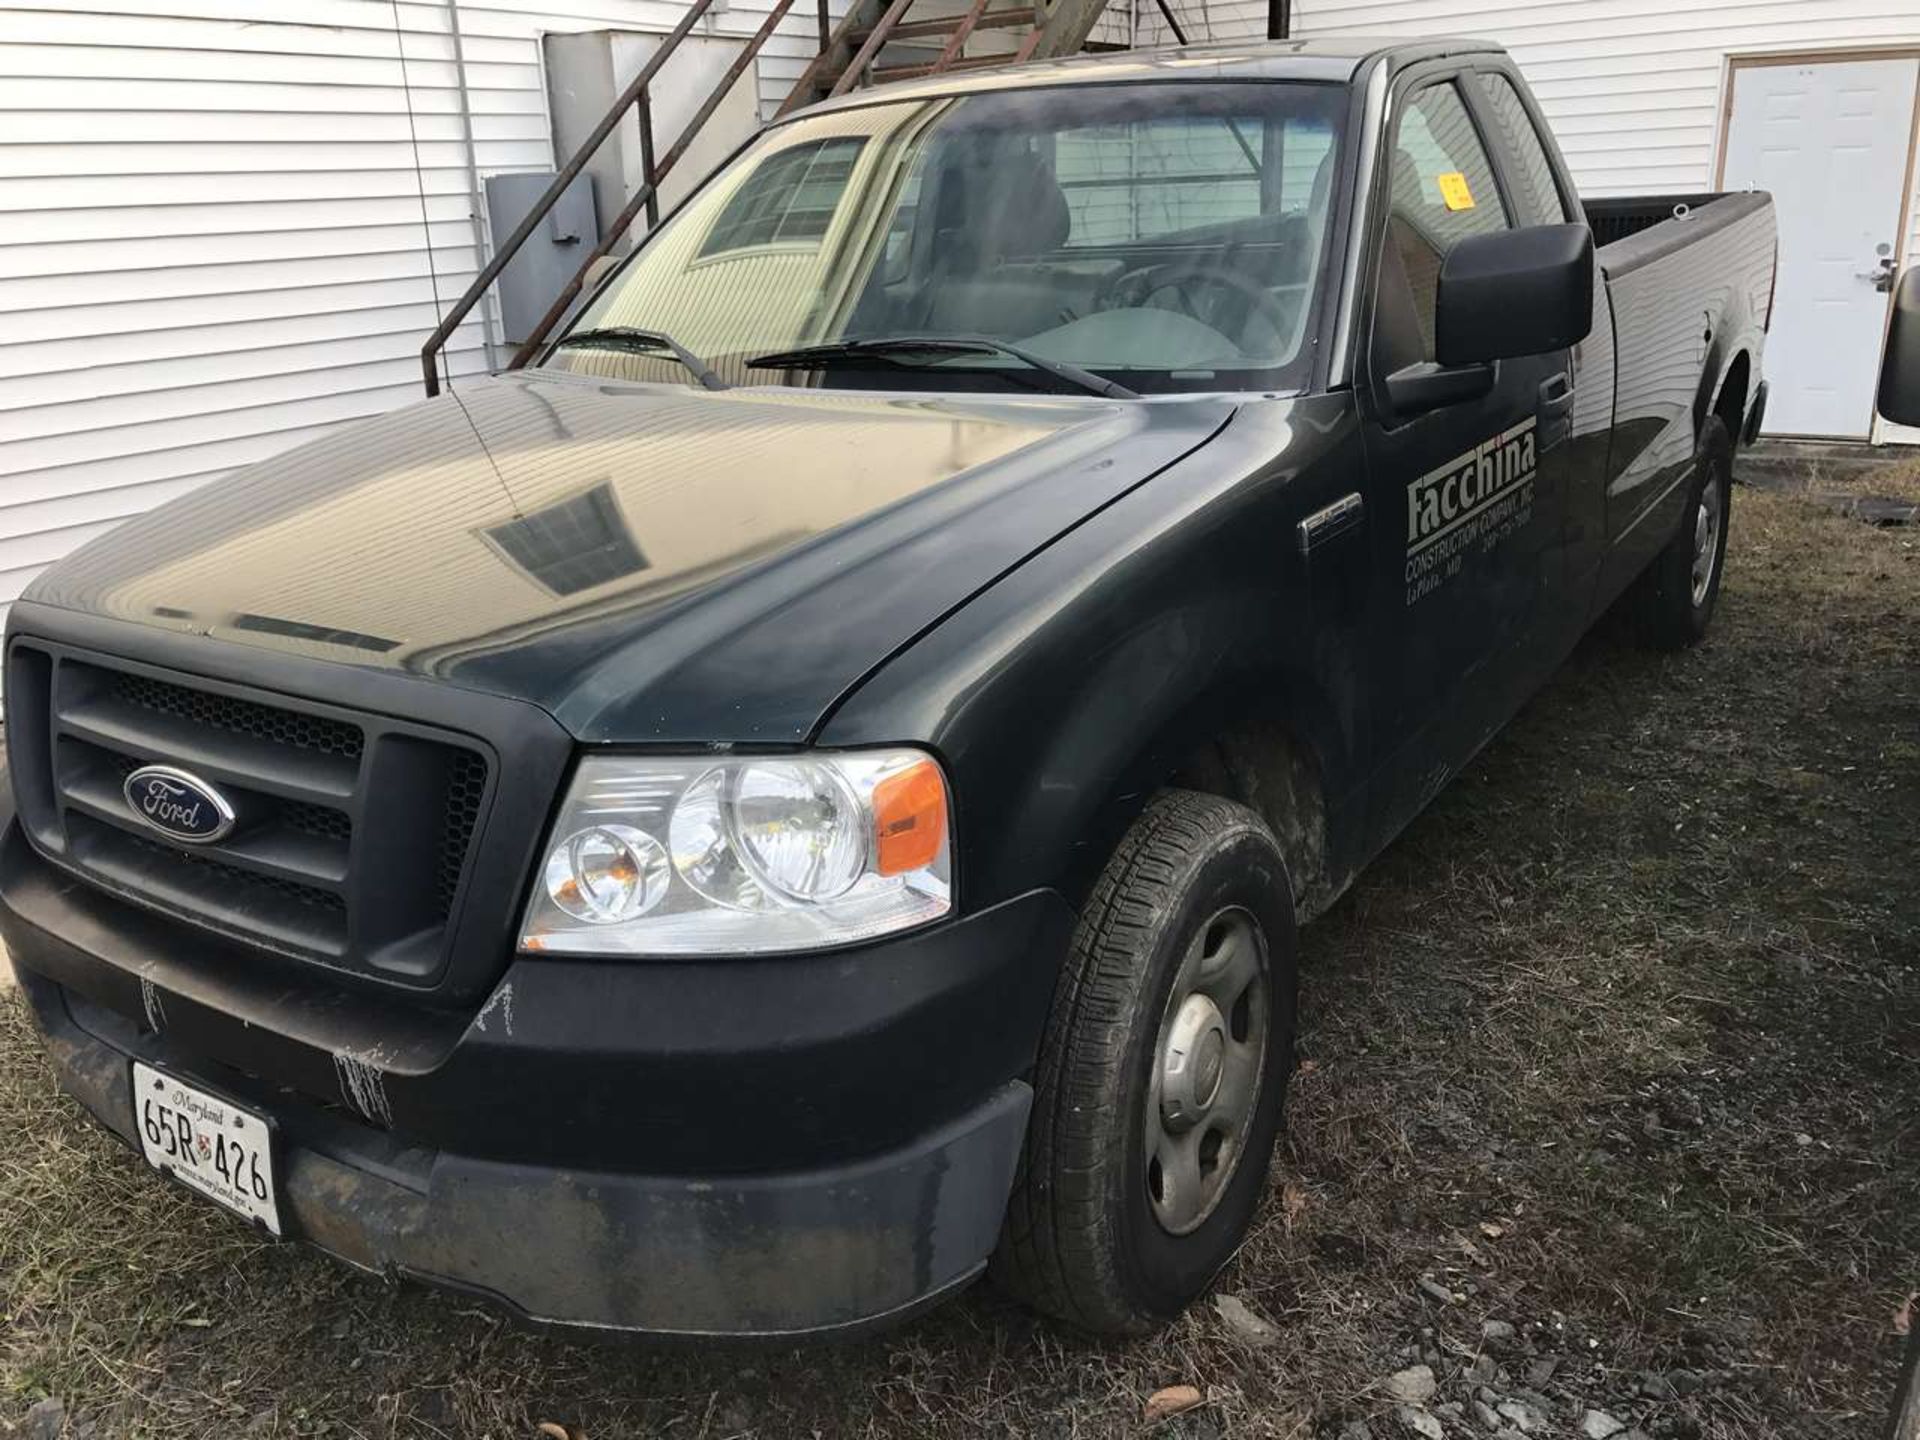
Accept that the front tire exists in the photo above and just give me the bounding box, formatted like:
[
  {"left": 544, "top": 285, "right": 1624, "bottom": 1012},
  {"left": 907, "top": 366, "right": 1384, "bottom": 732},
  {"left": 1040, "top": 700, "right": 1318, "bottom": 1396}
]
[
  {"left": 991, "top": 790, "right": 1298, "bottom": 1335},
  {"left": 1631, "top": 415, "right": 1732, "bottom": 649}
]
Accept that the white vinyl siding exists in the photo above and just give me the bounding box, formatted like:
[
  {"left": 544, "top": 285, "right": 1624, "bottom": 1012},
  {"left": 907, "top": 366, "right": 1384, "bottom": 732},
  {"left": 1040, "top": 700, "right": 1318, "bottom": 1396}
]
[
  {"left": 1128, "top": 0, "right": 1265, "bottom": 47},
  {"left": 0, "top": 0, "right": 845, "bottom": 646}
]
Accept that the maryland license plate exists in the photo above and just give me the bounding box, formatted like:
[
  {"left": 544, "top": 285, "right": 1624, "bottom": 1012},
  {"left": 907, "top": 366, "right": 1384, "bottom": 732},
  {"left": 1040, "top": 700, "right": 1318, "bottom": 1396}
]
[{"left": 131, "top": 1061, "right": 282, "bottom": 1236}]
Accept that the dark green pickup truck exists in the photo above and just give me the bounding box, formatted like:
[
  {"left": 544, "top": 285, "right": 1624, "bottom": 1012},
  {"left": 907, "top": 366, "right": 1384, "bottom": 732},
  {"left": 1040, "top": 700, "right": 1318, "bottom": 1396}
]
[{"left": 4, "top": 39, "right": 1806, "bottom": 1337}]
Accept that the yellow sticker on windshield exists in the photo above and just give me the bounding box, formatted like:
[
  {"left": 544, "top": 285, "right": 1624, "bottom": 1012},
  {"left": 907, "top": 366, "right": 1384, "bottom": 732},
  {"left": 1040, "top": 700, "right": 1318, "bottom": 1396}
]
[{"left": 1437, "top": 171, "right": 1476, "bottom": 210}]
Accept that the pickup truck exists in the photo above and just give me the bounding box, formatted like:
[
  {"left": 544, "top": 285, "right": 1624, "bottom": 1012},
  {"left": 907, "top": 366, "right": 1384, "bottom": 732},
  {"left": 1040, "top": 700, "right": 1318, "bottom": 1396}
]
[{"left": 2, "top": 39, "right": 1780, "bottom": 1338}]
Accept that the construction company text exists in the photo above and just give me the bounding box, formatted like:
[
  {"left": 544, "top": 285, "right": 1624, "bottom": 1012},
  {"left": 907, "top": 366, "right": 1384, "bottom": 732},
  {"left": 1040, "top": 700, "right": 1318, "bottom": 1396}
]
[{"left": 1404, "top": 416, "right": 1537, "bottom": 605}]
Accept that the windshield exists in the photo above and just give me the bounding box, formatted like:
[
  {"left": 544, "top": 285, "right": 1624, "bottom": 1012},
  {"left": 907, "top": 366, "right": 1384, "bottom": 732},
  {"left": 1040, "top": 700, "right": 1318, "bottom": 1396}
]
[{"left": 542, "top": 80, "right": 1348, "bottom": 395}]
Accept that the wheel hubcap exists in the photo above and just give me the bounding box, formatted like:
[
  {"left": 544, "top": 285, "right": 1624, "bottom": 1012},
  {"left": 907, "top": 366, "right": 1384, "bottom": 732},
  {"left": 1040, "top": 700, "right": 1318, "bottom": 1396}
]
[
  {"left": 1691, "top": 471, "right": 1723, "bottom": 607},
  {"left": 1145, "top": 907, "right": 1269, "bottom": 1236},
  {"left": 1161, "top": 995, "right": 1228, "bottom": 1128}
]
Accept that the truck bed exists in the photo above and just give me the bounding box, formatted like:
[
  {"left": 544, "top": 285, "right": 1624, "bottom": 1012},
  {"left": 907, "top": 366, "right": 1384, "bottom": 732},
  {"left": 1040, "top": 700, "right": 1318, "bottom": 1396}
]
[
  {"left": 1584, "top": 187, "right": 1775, "bottom": 597},
  {"left": 1583, "top": 191, "right": 1770, "bottom": 253},
  {"left": 1584, "top": 193, "right": 1724, "bottom": 247}
]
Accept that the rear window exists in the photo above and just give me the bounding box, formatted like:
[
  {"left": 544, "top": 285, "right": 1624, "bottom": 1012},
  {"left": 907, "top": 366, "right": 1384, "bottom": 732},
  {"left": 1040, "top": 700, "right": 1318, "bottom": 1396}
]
[{"left": 1053, "top": 112, "right": 1338, "bottom": 246}]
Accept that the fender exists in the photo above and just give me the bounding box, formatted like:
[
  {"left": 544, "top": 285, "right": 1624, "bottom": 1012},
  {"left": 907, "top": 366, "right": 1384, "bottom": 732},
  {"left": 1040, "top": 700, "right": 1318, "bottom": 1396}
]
[
  {"left": 818, "top": 393, "right": 1370, "bottom": 917},
  {"left": 1705, "top": 346, "right": 1757, "bottom": 438},
  {"left": 1080, "top": 670, "right": 1360, "bottom": 921},
  {"left": 1693, "top": 274, "right": 1763, "bottom": 443}
]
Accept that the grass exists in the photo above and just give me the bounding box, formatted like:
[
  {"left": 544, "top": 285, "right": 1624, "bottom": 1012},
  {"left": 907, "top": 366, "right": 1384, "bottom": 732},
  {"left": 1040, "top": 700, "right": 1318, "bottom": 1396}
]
[{"left": 2, "top": 483, "right": 1916, "bottom": 1439}]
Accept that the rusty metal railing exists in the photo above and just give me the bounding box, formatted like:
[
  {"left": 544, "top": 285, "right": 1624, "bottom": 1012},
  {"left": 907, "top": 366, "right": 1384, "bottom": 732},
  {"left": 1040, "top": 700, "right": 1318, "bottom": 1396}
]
[{"left": 420, "top": 0, "right": 800, "bottom": 396}]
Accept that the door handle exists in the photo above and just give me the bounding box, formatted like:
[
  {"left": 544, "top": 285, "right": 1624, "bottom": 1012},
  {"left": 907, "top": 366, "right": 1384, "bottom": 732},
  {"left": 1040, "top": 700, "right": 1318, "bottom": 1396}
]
[
  {"left": 1858, "top": 256, "right": 1897, "bottom": 292},
  {"left": 1539, "top": 371, "right": 1574, "bottom": 411}
]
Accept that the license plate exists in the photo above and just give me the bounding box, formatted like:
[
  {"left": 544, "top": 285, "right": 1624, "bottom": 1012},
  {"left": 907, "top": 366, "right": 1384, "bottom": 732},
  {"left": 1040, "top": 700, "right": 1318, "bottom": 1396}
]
[{"left": 131, "top": 1061, "right": 282, "bottom": 1236}]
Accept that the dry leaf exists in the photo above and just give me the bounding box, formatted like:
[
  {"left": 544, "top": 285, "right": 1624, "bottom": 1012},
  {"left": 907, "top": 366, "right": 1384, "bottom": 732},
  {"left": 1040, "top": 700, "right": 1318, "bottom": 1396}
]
[
  {"left": 1479, "top": 1220, "right": 1507, "bottom": 1240},
  {"left": 1144, "top": 1385, "right": 1204, "bottom": 1424},
  {"left": 1281, "top": 1180, "right": 1309, "bottom": 1232},
  {"left": 536, "top": 1424, "right": 585, "bottom": 1440},
  {"left": 1895, "top": 1293, "right": 1915, "bottom": 1337}
]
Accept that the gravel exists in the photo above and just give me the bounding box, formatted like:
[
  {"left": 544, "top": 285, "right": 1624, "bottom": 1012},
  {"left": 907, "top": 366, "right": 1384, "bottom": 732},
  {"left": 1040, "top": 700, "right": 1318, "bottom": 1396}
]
[
  {"left": 23, "top": 1398, "right": 65, "bottom": 1440},
  {"left": 1383, "top": 1366, "right": 1437, "bottom": 1406},
  {"left": 1214, "top": 1293, "right": 1282, "bottom": 1346}
]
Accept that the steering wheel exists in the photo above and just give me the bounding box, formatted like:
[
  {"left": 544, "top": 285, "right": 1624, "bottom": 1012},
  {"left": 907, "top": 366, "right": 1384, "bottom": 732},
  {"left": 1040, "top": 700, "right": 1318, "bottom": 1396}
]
[{"left": 1097, "top": 262, "right": 1293, "bottom": 353}]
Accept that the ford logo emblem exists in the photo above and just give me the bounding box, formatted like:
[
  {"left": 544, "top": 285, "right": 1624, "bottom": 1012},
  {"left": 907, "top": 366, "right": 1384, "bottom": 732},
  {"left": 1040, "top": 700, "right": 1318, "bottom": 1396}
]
[{"left": 123, "top": 765, "right": 236, "bottom": 845}]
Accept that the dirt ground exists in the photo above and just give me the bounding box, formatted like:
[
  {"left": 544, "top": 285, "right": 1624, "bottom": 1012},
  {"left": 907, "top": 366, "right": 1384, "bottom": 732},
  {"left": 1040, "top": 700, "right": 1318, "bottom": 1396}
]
[{"left": 1, "top": 479, "right": 1915, "bottom": 1440}]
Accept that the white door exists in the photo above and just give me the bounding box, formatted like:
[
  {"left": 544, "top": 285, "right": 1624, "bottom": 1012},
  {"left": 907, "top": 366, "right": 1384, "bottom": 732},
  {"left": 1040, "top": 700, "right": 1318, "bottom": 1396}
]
[{"left": 1723, "top": 57, "right": 1919, "bottom": 439}]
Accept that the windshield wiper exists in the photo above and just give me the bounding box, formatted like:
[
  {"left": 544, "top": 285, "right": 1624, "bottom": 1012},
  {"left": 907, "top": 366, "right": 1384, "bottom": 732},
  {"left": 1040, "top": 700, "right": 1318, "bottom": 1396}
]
[
  {"left": 549, "top": 326, "right": 727, "bottom": 391},
  {"left": 744, "top": 336, "right": 1137, "bottom": 400}
]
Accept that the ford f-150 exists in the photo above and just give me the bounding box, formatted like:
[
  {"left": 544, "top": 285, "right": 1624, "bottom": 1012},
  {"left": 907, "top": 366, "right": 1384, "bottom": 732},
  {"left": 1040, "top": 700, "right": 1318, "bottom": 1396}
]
[{"left": 3, "top": 38, "right": 1788, "bottom": 1337}]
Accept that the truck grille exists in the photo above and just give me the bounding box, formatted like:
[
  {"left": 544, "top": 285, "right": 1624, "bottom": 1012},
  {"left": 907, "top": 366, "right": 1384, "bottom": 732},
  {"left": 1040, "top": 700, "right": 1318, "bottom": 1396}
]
[
  {"left": 4, "top": 641, "right": 495, "bottom": 990},
  {"left": 112, "top": 670, "right": 366, "bottom": 759}
]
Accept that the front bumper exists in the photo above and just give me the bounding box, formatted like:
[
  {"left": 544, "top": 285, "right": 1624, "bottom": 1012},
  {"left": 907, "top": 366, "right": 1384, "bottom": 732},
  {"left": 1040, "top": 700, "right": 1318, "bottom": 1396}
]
[{"left": 2, "top": 817, "right": 1070, "bottom": 1335}]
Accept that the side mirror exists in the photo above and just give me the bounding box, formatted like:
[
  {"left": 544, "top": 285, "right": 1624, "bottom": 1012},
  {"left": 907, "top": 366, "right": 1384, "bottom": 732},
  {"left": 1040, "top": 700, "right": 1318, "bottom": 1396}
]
[
  {"left": 1435, "top": 223, "right": 1594, "bottom": 366},
  {"left": 1879, "top": 266, "right": 1920, "bottom": 426}
]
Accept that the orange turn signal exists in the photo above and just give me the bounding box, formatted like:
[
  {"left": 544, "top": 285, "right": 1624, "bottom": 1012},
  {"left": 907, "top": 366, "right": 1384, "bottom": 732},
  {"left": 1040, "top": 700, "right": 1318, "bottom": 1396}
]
[{"left": 872, "top": 758, "right": 947, "bottom": 876}]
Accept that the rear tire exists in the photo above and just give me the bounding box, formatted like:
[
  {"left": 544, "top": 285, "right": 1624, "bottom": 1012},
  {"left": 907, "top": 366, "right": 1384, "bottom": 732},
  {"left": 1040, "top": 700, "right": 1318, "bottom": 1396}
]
[
  {"left": 1631, "top": 415, "right": 1732, "bottom": 650},
  {"left": 991, "top": 790, "right": 1298, "bottom": 1335}
]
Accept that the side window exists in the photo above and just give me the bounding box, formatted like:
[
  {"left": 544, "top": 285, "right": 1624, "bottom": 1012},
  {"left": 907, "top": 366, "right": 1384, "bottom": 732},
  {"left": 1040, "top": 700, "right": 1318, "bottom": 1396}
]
[
  {"left": 1478, "top": 73, "right": 1570, "bottom": 226},
  {"left": 1375, "top": 80, "right": 1510, "bottom": 370}
]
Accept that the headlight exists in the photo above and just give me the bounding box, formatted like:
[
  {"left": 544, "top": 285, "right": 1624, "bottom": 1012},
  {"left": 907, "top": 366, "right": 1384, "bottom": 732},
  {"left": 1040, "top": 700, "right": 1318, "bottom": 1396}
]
[{"left": 520, "top": 749, "right": 952, "bottom": 955}]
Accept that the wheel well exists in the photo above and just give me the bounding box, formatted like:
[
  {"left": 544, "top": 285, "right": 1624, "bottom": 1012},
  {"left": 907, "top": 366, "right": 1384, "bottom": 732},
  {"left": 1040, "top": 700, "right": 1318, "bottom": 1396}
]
[
  {"left": 1713, "top": 352, "right": 1751, "bottom": 443},
  {"left": 1164, "top": 716, "right": 1339, "bottom": 922}
]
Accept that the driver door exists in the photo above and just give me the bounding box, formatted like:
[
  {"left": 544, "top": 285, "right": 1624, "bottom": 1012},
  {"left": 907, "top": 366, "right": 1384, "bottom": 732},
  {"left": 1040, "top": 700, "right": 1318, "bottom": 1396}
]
[{"left": 1358, "top": 72, "right": 1572, "bottom": 839}]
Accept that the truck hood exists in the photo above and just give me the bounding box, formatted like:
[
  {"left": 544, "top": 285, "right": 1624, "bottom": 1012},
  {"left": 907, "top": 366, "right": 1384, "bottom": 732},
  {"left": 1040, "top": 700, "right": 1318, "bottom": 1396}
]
[{"left": 24, "top": 371, "right": 1234, "bottom": 743}]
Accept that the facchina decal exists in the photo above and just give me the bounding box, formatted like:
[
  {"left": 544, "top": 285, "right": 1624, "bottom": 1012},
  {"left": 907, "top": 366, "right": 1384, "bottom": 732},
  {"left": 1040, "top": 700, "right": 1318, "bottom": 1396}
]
[{"left": 1404, "top": 415, "right": 1536, "bottom": 605}]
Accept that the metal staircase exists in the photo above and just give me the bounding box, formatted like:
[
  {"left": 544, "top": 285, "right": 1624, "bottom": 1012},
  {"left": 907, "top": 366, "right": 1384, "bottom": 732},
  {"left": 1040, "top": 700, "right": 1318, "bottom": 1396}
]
[
  {"left": 420, "top": 0, "right": 1116, "bottom": 396},
  {"left": 781, "top": 0, "right": 1116, "bottom": 114}
]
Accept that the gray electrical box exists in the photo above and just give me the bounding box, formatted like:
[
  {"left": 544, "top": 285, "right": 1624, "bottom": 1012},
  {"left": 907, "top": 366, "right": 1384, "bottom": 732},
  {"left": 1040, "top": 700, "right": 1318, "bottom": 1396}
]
[
  {"left": 484, "top": 171, "right": 599, "bottom": 347},
  {"left": 542, "top": 28, "right": 761, "bottom": 247}
]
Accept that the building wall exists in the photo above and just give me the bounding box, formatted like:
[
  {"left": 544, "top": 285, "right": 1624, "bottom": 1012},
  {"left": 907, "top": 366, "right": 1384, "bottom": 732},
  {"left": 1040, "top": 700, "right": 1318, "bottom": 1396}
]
[{"left": 0, "top": 0, "right": 845, "bottom": 643}]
